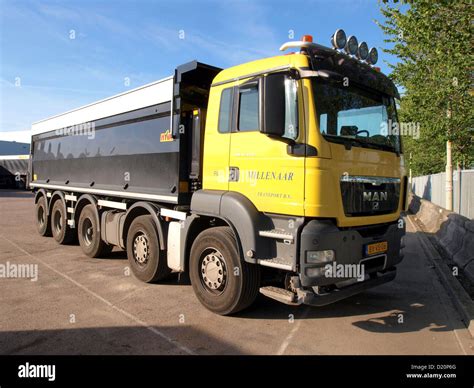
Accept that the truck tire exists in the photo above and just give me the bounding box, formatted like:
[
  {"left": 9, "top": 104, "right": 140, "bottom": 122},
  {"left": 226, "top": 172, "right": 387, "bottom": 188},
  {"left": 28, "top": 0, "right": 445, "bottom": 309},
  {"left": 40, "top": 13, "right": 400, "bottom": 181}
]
[
  {"left": 126, "top": 215, "right": 171, "bottom": 283},
  {"left": 78, "top": 204, "right": 112, "bottom": 258},
  {"left": 189, "top": 226, "right": 260, "bottom": 315},
  {"left": 35, "top": 196, "right": 51, "bottom": 236},
  {"left": 51, "top": 199, "right": 74, "bottom": 244}
]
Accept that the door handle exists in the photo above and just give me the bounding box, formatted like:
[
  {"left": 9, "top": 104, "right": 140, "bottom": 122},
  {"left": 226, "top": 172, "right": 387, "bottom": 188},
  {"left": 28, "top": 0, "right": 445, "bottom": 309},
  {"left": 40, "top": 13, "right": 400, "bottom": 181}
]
[{"left": 229, "top": 166, "right": 240, "bottom": 182}]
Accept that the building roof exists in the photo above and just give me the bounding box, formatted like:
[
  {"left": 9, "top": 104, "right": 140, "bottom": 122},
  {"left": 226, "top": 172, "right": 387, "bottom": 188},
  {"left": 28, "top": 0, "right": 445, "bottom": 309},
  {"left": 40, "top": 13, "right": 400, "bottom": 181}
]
[{"left": 0, "top": 141, "right": 30, "bottom": 156}]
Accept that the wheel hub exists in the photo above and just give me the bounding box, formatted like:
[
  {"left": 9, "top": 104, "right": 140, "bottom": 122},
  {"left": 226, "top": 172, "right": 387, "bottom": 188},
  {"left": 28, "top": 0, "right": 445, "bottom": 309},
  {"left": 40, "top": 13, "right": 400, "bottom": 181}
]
[
  {"left": 53, "top": 210, "right": 62, "bottom": 233},
  {"left": 37, "top": 206, "right": 45, "bottom": 226},
  {"left": 82, "top": 218, "right": 93, "bottom": 246},
  {"left": 133, "top": 234, "right": 149, "bottom": 264},
  {"left": 201, "top": 250, "right": 226, "bottom": 290}
]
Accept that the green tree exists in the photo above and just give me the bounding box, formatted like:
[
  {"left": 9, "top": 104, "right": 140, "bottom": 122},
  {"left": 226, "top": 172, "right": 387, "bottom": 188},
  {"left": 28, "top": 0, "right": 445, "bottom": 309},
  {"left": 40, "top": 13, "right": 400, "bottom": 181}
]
[{"left": 377, "top": 0, "right": 473, "bottom": 176}]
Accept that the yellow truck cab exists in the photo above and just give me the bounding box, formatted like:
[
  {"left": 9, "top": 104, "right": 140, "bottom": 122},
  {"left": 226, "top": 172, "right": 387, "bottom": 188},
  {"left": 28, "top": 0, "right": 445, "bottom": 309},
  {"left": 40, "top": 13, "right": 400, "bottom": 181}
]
[
  {"left": 191, "top": 31, "right": 406, "bottom": 312},
  {"left": 30, "top": 29, "right": 407, "bottom": 315}
]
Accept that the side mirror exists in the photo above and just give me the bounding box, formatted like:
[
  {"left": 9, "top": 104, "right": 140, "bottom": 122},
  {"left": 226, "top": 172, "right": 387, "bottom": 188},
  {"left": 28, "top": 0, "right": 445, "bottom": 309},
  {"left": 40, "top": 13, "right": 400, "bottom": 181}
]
[{"left": 261, "top": 73, "right": 286, "bottom": 138}]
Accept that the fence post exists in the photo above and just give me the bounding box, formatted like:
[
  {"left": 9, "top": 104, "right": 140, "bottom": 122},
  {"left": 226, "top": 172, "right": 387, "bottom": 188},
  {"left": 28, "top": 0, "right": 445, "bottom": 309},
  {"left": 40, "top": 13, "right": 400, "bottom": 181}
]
[{"left": 446, "top": 140, "right": 453, "bottom": 211}]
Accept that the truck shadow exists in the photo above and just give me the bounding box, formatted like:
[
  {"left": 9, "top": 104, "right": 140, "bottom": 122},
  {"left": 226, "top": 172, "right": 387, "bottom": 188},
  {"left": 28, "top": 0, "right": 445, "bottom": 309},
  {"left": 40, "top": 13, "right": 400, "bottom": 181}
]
[
  {"left": 238, "top": 293, "right": 461, "bottom": 334},
  {"left": 0, "top": 325, "right": 241, "bottom": 355},
  {"left": 89, "top": 230, "right": 466, "bottom": 335},
  {"left": 103, "top": 250, "right": 128, "bottom": 260},
  {"left": 236, "top": 230, "right": 466, "bottom": 334}
]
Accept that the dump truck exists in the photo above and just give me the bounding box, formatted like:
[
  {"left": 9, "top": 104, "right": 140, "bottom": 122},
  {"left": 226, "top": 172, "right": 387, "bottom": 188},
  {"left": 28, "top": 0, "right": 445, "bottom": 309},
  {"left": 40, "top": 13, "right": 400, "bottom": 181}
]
[{"left": 30, "top": 30, "right": 407, "bottom": 315}]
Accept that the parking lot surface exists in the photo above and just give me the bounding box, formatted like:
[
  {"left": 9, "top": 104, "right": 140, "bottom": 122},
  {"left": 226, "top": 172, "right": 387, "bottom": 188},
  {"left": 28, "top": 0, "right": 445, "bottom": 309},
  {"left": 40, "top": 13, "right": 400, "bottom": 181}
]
[{"left": 1, "top": 190, "right": 472, "bottom": 355}]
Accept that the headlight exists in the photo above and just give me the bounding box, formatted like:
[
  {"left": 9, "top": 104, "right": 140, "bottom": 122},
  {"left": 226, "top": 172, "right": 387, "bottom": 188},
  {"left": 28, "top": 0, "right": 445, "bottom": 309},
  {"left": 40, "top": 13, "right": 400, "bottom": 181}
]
[
  {"left": 368, "top": 47, "right": 378, "bottom": 65},
  {"left": 345, "top": 35, "right": 358, "bottom": 55},
  {"left": 357, "top": 41, "right": 369, "bottom": 61},
  {"left": 331, "top": 29, "right": 346, "bottom": 50},
  {"left": 306, "top": 250, "right": 335, "bottom": 264}
]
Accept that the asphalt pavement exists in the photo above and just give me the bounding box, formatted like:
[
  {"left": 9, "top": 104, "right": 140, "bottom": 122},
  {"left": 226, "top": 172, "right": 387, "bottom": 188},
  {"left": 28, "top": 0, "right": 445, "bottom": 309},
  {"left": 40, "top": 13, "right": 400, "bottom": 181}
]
[{"left": 0, "top": 190, "right": 472, "bottom": 355}]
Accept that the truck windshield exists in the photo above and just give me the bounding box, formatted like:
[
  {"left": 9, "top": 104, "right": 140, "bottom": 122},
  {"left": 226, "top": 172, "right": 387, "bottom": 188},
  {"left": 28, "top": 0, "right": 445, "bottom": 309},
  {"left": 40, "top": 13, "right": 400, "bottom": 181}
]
[{"left": 312, "top": 78, "right": 400, "bottom": 154}]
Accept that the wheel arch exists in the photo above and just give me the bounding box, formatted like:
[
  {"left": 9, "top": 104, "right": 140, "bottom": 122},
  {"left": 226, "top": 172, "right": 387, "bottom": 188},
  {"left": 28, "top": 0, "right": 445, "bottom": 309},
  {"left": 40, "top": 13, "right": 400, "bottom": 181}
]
[
  {"left": 182, "top": 215, "right": 234, "bottom": 273},
  {"left": 34, "top": 189, "right": 49, "bottom": 212},
  {"left": 34, "top": 188, "right": 48, "bottom": 203},
  {"left": 74, "top": 194, "right": 99, "bottom": 232},
  {"left": 122, "top": 202, "right": 166, "bottom": 250},
  {"left": 190, "top": 190, "right": 273, "bottom": 263},
  {"left": 50, "top": 190, "right": 67, "bottom": 216}
]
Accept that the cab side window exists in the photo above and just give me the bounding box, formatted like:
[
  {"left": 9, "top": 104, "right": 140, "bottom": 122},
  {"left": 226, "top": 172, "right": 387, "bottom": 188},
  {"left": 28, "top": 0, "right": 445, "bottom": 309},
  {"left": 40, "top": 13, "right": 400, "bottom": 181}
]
[
  {"left": 238, "top": 84, "right": 259, "bottom": 132},
  {"left": 218, "top": 87, "right": 233, "bottom": 133},
  {"left": 283, "top": 77, "right": 298, "bottom": 141}
]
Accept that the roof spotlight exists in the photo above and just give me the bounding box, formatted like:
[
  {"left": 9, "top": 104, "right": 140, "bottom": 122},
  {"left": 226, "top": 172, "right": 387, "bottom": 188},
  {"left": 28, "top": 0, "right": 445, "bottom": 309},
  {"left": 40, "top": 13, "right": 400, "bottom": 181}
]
[
  {"left": 368, "top": 47, "right": 378, "bottom": 65},
  {"left": 357, "top": 42, "right": 369, "bottom": 61},
  {"left": 331, "top": 29, "right": 346, "bottom": 50},
  {"left": 345, "top": 35, "right": 358, "bottom": 56}
]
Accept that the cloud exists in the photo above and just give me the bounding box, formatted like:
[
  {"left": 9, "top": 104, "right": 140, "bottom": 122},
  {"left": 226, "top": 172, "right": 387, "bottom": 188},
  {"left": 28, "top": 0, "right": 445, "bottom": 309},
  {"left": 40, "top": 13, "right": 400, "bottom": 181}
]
[
  {"left": 1, "top": 2, "right": 71, "bottom": 44},
  {"left": 37, "top": 4, "right": 82, "bottom": 20},
  {"left": 145, "top": 24, "right": 276, "bottom": 66},
  {"left": 0, "top": 0, "right": 285, "bottom": 131}
]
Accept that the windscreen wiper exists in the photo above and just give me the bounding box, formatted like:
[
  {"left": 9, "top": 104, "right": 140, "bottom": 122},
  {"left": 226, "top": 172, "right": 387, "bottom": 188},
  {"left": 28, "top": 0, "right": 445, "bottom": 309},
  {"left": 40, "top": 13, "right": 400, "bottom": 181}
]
[
  {"left": 324, "top": 134, "right": 397, "bottom": 153},
  {"left": 351, "top": 137, "right": 398, "bottom": 153}
]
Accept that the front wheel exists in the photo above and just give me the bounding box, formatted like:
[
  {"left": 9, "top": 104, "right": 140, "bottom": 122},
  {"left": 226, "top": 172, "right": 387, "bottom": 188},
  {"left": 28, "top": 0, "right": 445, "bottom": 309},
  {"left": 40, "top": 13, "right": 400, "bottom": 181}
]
[{"left": 189, "top": 226, "right": 260, "bottom": 315}]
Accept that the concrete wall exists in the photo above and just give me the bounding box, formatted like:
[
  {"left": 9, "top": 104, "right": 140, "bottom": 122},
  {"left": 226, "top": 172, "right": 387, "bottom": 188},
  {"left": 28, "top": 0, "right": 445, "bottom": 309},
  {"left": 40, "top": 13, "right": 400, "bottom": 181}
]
[
  {"left": 411, "top": 169, "right": 474, "bottom": 219},
  {"left": 409, "top": 193, "right": 474, "bottom": 283}
]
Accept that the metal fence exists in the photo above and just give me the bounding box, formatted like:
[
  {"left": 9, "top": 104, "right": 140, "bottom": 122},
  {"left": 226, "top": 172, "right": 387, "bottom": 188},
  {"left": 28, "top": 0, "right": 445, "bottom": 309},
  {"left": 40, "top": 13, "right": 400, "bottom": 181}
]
[{"left": 411, "top": 169, "right": 474, "bottom": 219}]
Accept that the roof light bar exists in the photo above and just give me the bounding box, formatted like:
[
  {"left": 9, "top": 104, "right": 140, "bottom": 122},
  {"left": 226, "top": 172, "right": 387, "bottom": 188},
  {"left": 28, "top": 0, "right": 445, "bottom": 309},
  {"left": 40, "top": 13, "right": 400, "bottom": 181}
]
[
  {"left": 279, "top": 29, "right": 380, "bottom": 68},
  {"left": 279, "top": 39, "right": 334, "bottom": 55}
]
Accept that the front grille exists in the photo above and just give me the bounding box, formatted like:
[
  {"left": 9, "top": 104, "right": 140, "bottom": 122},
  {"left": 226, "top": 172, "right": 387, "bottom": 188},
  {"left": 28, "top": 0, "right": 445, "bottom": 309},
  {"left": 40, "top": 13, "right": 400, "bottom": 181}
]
[{"left": 340, "top": 176, "right": 400, "bottom": 216}]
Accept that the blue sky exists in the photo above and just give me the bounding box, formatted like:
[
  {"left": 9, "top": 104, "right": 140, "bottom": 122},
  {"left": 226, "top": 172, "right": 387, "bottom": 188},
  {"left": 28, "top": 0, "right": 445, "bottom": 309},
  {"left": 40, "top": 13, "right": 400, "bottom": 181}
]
[{"left": 0, "top": 0, "right": 398, "bottom": 134}]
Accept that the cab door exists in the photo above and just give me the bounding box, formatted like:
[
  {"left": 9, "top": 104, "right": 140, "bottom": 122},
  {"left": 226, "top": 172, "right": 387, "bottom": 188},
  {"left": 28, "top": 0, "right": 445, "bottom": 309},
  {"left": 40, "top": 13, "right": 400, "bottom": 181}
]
[
  {"left": 228, "top": 75, "right": 305, "bottom": 216},
  {"left": 202, "top": 85, "right": 234, "bottom": 191}
]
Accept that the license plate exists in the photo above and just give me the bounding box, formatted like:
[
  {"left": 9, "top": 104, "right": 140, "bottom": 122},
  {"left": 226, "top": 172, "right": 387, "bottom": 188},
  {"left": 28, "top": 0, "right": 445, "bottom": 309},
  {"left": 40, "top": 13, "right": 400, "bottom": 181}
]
[{"left": 365, "top": 241, "right": 388, "bottom": 256}]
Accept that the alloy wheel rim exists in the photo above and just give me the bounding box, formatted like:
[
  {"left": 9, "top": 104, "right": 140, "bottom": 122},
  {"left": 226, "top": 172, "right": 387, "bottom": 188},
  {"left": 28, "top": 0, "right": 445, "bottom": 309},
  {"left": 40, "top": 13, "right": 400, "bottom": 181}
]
[
  {"left": 200, "top": 248, "right": 227, "bottom": 294},
  {"left": 133, "top": 233, "right": 150, "bottom": 266}
]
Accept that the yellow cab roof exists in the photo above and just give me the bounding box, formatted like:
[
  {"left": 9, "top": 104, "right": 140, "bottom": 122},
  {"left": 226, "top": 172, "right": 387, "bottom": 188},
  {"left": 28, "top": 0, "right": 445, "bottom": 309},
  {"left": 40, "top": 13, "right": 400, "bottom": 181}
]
[{"left": 212, "top": 53, "right": 310, "bottom": 85}]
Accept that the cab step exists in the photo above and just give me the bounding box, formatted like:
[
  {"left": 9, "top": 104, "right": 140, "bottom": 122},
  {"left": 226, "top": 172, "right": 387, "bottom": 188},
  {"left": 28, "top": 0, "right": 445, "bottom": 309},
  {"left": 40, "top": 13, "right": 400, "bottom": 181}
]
[
  {"left": 259, "top": 286, "right": 301, "bottom": 305},
  {"left": 258, "top": 229, "right": 294, "bottom": 242}
]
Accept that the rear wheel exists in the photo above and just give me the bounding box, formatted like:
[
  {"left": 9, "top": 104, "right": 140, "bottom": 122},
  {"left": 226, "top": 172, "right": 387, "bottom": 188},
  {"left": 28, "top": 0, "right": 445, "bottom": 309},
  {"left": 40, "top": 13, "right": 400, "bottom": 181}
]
[
  {"left": 78, "top": 204, "right": 112, "bottom": 257},
  {"left": 35, "top": 196, "right": 51, "bottom": 236},
  {"left": 51, "top": 199, "right": 74, "bottom": 244},
  {"left": 189, "top": 226, "right": 260, "bottom": 315},
  {"left": 126, "top": 215, "right": 171, "bottom": 282}
]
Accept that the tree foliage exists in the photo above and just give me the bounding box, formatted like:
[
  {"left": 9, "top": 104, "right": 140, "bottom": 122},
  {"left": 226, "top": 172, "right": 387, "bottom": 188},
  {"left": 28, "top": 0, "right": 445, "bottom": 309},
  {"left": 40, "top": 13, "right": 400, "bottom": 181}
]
[{"left": 377, "top": 0, "right": 473, "bottom": 176}]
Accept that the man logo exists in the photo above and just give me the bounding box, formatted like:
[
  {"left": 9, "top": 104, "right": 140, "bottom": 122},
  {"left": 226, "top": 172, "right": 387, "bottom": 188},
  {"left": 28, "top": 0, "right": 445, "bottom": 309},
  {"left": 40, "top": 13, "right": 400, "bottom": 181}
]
[
  {"left": 363, "top": 191, "right": 388, "bottom": 201},
  {"left": 372, "top": 202, "right": 380, "bottom": 210}
]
